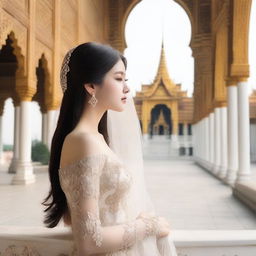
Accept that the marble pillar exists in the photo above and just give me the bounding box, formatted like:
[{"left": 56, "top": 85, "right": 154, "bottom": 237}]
[
  {"left": 12, "top": 101, "right": 35, "bottom": 184},
  {"left": 225, "top": 85, "right": 238, "bottom": 185},
  {"left": 236, "top": 81, "right": 251, "bottom": 183}
]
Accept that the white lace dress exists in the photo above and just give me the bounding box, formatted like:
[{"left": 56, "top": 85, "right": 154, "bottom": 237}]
[{"left": 58, "top": 153, "right": 177, "bottom": 256}]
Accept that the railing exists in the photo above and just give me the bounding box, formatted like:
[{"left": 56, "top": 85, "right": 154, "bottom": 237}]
[
  {"left": 0, "top": 226, "right": 256, "bottom": 255},
  {"left": 0, "top": 226, "right": 74, "bottom": 255},
  {"left": 172, "top": 230, "right": 256, "bottom": 256}
]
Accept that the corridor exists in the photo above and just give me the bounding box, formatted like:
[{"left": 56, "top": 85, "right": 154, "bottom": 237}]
[{"left": 0, "top": 147, "right": 255, "bottom": 229}]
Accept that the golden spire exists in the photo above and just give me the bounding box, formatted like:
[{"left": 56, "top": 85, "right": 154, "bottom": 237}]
[
  {"left": 154, "top": 38, "right": 174, "bottom": 87},
  {"left": 142, "top": 14, "right": 176, "bottom": 98}
]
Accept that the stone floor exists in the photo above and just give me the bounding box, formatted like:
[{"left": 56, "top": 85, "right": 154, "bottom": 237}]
[
  {"left": 143, "top": 135, "right": 256, "bottom": 230},
  {"left": 145, "top": 158, "right": 256, "bottom": 230},
  {"left": 0, "top": 136, "right": 256, "bottom": 230}
]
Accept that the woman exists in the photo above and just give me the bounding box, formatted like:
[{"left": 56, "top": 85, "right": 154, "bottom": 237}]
[{"left": 42, "top": 42, "right": 177, "bottom": 256}]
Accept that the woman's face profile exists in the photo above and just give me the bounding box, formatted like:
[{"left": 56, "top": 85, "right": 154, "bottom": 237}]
[{"left": 97, "top": 58, "right": 130, "bottom": 112}]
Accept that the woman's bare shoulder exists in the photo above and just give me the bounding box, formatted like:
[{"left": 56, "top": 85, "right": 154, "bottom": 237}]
[{"left": 60, "top": 132, "right": 104, "bottom": 166}]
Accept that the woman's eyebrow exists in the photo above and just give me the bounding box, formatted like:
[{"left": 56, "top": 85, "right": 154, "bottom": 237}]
[{"left": 114, "top": 71, "right": 125, "bottom": 75}]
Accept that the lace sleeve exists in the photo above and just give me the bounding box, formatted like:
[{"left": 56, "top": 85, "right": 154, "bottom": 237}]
[{"left": 59, "top": 154, "right": 161, "bottom": 255}]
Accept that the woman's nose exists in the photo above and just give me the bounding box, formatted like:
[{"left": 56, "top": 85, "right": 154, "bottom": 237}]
[{"left": 124, "top": 83, "right": 130, "bottom": 93}]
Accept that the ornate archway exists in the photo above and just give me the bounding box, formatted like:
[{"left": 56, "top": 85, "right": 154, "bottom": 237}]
[
  {"left": 121, "top": 0, "right": 195, "bottom": 50},
  {"left": 149, "top": 104, "right": 172, "bottom": 137}
]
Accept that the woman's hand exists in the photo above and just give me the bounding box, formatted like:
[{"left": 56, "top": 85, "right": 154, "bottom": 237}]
[
  {"left": 136, "top": 211, "right": 154, "bottom": 219},
  {"left": 154, "top": 216, "right": 171, "bottom": 238},
  {"left": 136, "top": 211, "right": 171, "bottom": 238}
]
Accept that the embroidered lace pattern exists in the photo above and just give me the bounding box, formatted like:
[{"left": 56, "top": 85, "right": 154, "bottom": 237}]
[
  {"left": 122, "top": 221, "right": 137, "bottom": 249},
  {"left": 140, "top": 216, "right": 161, "bottom": 237},
  {"left": 59, "top": 154, "right": 105, "bottom": 248},
  {"left": 58, "top": 153, "right": 161, "bottom": 255}
]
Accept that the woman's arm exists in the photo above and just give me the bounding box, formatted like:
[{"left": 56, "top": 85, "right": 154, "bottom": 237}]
[
  {"left": 59, "top": 155, "right": 160, "bottom": 256},
  {"left": 72, "top": 206, "right": 160, "bottom": 255}
]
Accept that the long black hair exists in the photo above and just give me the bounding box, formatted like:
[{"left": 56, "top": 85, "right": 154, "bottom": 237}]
[{"left": 42, "top": 42, "right": 127, "bottom": 228}]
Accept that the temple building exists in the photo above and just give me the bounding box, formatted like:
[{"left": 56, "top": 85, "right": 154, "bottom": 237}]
[
  {"left": 1, "top": 0, "right": 256, "bottom": 254},
  {"left": 133, "top": 43, "right": 193, "bottom": 155}
]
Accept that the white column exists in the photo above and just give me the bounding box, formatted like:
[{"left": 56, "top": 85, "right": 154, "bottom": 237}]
[
  {"left": 8, "top": 106, "right": 20, "bottom": 173},
  {"left": 46, "top": 110, "right": 57, "bottom": 150},
  {"left": 225, "top": 85, "right": 238, "bottom": 185},
  {"left": 198, "top": 121, "right": 201, "bottom": 160},
  {"left": 187, "top": 123, "right": 192, "bottom": 156},
  {"left": 201, "top": 119, "right": 205, "bottom": 165},
  {"left": 184, "top": 123, "right": 188, "bottom": 136},
  {"left": 12, "top": 101, "right": 35, "bottom": 184},
  {"left": 0, "top": 115, "right": 4, "bottom": 164},
  {"left": 235, "top": 81, "right": 251, "bottom": 183},
  {"left": 203, "top": 119, "right": 206, "bottom": 162},
  {"left": 183, "top": 123, "right": 188, "bottom": 155},
  {"left": 202, "top": 119, "right": 205, "bottom": 162},
  {"left": 218, "top": 107, "right": 228, "bottom": 179},
  {"left": 171, "top": 134, "right": 179, "bottom": 148},
  {"left": 192, "top": 124, "right": 196, "bottom": 158},
  {"left": 201, "top": 120, "right": 203, "bottom": 161},
  {"left": 199, "top": 121, "right": 201, "bottom": 161},
  {"left": 250, "top": 123, "right": 256, "bottom": 162},
  {"left": 207, "top": 116, "right": 211, "bottom": 165},
  {"left": 201, "top": 118, "right": 206, "bottom": 167},
  {"left": 42, "top": 110, "right": 58, "bottom": 150},
  {"left": 212, "top": 107, "right": 221, "bottom": 174},
  {"left": 192, "top": 123, "right": 196, "bottom": 159},
  {"left": 197, "top": 122, "right": 200, "bottom": 160},
  {"left": 200, "top": 120, "right": 203, "bottom": 161},
  {"left": 197, "top": 121, "right": 201, "bottom": 161},
  {"left": 193, "top": 123, "right": 197, "bottom": 160},
  {"left": 197, "top": 122, "right": 199, "bottom": 159},
  {"left": 205, "top": 116, "right": 210, "bottom": 168},
  {"left": 209, "top": 112, "right": 215, "bottom": 170},
  {"left": 42, "top": 112, "right": 47, "bottom": 146}
]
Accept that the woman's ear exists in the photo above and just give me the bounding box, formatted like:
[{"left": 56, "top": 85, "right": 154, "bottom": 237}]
[{"left": 83, "top": 83, "right": 95, "bottom": 95}]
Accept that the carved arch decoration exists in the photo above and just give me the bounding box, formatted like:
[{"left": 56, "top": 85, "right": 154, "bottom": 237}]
[
  {"left": 34, "top": 53, "right": 52, "bottom": 113},
  {"left": 6, "top": 31, "right": 25, "bottom": 79},
  {"left": 0, "top": 31, "right": 26, "bottom": 106},
  {"left": 0, "top": 9, "right": 27, "bottom": 76},
  {"left": 34, "top": 40, "right": 54, "bottom": 111},
  {"left": 120, "top": 0, "right": 195, "bottom": 49},
  {"left": 173, "top": 0, "right": 195, "bottom": 46}
]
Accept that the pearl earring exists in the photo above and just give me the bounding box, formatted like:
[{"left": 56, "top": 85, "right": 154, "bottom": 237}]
[{"left": 88, "top": 93, "right": 98, "bottom": 107}]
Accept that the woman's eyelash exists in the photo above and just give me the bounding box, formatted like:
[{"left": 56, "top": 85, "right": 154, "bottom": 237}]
[{"left": 116, "top": 78, "right": 129, "bottom": 81}]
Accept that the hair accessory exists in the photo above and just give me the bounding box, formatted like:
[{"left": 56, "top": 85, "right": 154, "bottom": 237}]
[
  {"left": 60, "top": 47, "right": 76, "bottom": 93},
  {"left": 88, "top": 93, "right": 98, "bottom": 107}
]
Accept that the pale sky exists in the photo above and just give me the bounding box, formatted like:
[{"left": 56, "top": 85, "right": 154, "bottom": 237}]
[
  {"left": 124, "top": 0, "right": 194, "bottom": 97},
  {"left": 2, "top": 0, "right": 256, "bottom": 145}
]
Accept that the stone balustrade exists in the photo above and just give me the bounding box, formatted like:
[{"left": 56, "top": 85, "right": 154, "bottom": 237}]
[{"left": 0, "top": 226, "right": 255, "bottom": 255}]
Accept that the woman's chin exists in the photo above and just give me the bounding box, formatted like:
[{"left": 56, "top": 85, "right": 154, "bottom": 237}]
[
  {"left": 116, "top": 107, "right": 125, "bottom": 112},
  {"left": 110, "top": 105, "right": 125, "bottom": 112}
]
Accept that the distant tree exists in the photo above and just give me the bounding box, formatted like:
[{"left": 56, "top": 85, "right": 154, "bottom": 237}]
[
  {"left": 3, "top": 144, "right": 13, "bottom": 151},
  {"left": 31, "top": 139, "right": 50, "bottom": 165}
]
